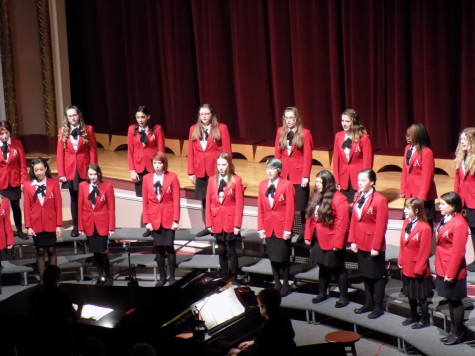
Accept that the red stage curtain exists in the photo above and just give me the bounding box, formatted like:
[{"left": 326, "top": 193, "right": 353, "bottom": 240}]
[{"left": 65, "top": 0, "right": 475, "bottom": 153}]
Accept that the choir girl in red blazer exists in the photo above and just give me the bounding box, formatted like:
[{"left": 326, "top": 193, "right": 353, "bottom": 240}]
[
  {"left": 187, "top": 104, "right": 231, "bottom": 237},
  {"left": 56, "top": 105, "right": 98, "bottom": 237},
  {"left": 143, "top": 151, "right": 180, "bottom": 286},
  {"left": 257, "top": 158, "right": 295, "bottom": 296},
  {"left": 435, "top": 192, "right": 469, "bottom": 345},
  {"left": 274, "top": 107, "right": 313, "bottom": 238},
  {"left": 24, "top": 158, "right": 63, "bottom": 280},
  {"left": 398, "top": 198, "right": 433, "bottom": 329},
  {"left": 127, "top": 105, "right": 165, "bottom": 198},
  {"left": 304, "top": 170, "right": 350, "bottom": 307},
  {"left": 454, "top": 127, "right": 475, "bottom": 271},
  {"left": 333, "top": 109, "right": 373, "bottom": 203},
  {"left": 205, "top": 152, "right": 244, "bottom": 278},
  {"left": 78, "top": 163, "right": 115, "bottom": 285},
  {"left": 399, "top": 123, "right": 437, "bottom": 229},
  {"left": 0, "top": 194, "right": 14, "bottom": 267},
  {"left": 348, "top": 169, "right": 388, "bottom": 319},
  {"left": 0, "top": 121, "right": 28, "bottom": 240}
]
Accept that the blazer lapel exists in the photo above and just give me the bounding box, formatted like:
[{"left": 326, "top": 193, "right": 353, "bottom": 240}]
[
  {"left": 405, "top": 223, "right": 421, "bottom": 246},
  {"left": 158, "top": 174, "right": 170, "bottom": 202},
  {"left": 359, "top": 192, "right": 374, "bottom": 221},
  {"left": 437, "top": 218, "right": 454, "bottom": 243},
  {"left": 220, "top": 181, "right": 231, "bottom": 205}
]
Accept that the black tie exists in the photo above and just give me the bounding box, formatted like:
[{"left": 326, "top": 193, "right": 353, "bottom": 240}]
[
  {"left": 1, "top": 143, "right": 8, "bottom": 161},
  {"left": 88, "top": 185, "right": 99, "bottom": 205},
  {"left": 154, "top": 181, "right": 162, "bottom": 195},
  {"left": 287, "top": 131, "right": 294, "bottom": 146},
  {"left": 218, "top": 179, "right": 227, "bottom": 194},
  {"left": 140, "top": 130, "right": 147, "bottom": 145},
  {"left": 71, "top": 128, "right": 80, "bottom": 140},
  {"left": 357, "top": 194, "right": 366, "bottom": 209},
  {"left": 341, "top": 137, "right": 352, "bottom": 149},
  {"left": 265, "top": 184, "right": 275, "bottom": 198},
  {"left": 437, "top": 217, "right": 448, "bottom": 232},
  {"left": 405, "top": 219, "right": 417, "bottom": 234},
  {"left": 34, "top": 185, "right": 46, "bottom": 200},
  {"left": 406, "top": 147, "right": 413, "bottom": 165},
  {"left": 201, "top": 129, "right": 209, "bottom": 141}
]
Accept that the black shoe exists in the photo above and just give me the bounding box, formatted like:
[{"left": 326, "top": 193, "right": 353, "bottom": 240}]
[
  {"left": 312, "top": 295, "right": 327, "bottom": 304},
  {"left": 402, "top": 317, "right": 418, "bottom": 326},
  {"left": 368, "top": 309, "right": 384, "bottom": 319},
  {"left": 104, "top": 278, "right": 113, "bottom": 286},
  {"left": 443, "top": 333, "right": 464, "bottom": 345},
  {"left": 143, "top": 229, "right": 152, "bottom": 237},
  {"left": 168, "top": 277, "right": 176, "bottom": 286},
  {"left": 440, "top": 334, "right": 452, "bottom": 342},
  {"left": 70, "top": 228, "right": 79, "bottom": 237},
  {"left": 15, "top": 231, "right": 29, "bottom": 240},
  {"left": 280, "top": 283, "right": 291, "bottom": 297},
  {"left": 196, "top": 228, "right": 210, "bottom": 237},
  {"left": 412, "top": 320, "right": 430, "bottom": 329},
  {"left": 354, "top": 305, "right": 373, "bottom": 314},
  {"left": 155, "top": 279, "right": 167, "bottom": 287},
  {"left": 467, "top": 262, "right": 475, "bottom": 272},
  {"left": 335, "top": 300, "right": 349, "bottom": 308},
  {"left": 274, "top": 282, "right": 282, "bottom": 292}
]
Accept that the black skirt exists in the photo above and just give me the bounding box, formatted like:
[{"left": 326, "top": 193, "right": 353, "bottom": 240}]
[
  {"left": 293, "top": 184, "right": 309, "bottom": 212},
  {"left": 340, "top": 179, "right": 357, "bottom": 203},
  {"left": 87, "top": 230, "right": 109, "bottom": 253},
  {"left": 215, "top": 231, "right": 240, "bottom": 243},
  {"left": 402, "top": 275, "right": 434, "bottom": 300},
  {"left": 435, "top": 275, "right": 467, "bottom": 300},
  {"left": 465, "top": 207, "right": 475, "bottom": 229},
  {"left": 357, "top": 250, "right": 386, "bottom": 279},
  {"left": 61, "top": 170, "right": 83, "bottom": 191},
  {"left": 134, "top": 170, "right": 149, "bottom": 197},
  {"left": 0, "top": 249, "right": 7, "bottom": 261},
  {"left": 152, "top": 227, "right": 175, "bottom": 246},
  {"left": 0, "top": 185, "right": 21, "bottom": 201},
  {"left": 309, "top": 234, "right": 346, "bottom": 268},
  {"left": 266, "top": 234, "right": 291, "bottom": 263},
  {"left": 194, "top": 175, "right": 209, "bottom": 200},
  {"left": 33, "top": 231, "right": 57, "bottom": 247}
]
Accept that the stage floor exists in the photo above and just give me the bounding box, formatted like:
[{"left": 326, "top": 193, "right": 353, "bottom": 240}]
[{"left": 48, "top": 149, "right": 455, "bottom": 210}]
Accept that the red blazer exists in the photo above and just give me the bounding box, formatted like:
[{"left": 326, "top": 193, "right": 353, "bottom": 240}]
[
  {"left": 187, "top": 123, "right": 232, "bottom": 178},
  {"left": 24, "top": 178, "right": 62, "bottom": 233},
  {"left": 435, "top": 213, "right": 469, "bottom": 280},
  {"left": 454, "top": 165, "right": 475, "bottom": 209},
  {"left": 127, "top": 124, "right": 165, "bottom": 174},
  {"left": 78, "top": 181, "right": 116, "bottom": 236},
  {"left": 304, "top": 191, "right": 349, "bottom": 250},
  {"left": 205, "top": 175, "right": 244, "bottom": 233},
  {"left": 257, "top": 178, "right": 295, "bottom": 238},
  {"left": 400, "top": 145, "right": 437, "bottom": 201},
  {"left": 333, "top": 131, "right": 373, "bottom": 190},
  {"left": 348, "top": 191, "right": 388, "bottom": 252},
  {"left": 0, "top": 197, "right": 14, "bottom": 250},
  {"left": 274, "top": 128, "right": 313, "bottom": 184},
  {"left": 398, "top": 220, "right": 432, "bottom": 278},
  {"left": 56, "top": 125, "right": 98, "bottom": 180},
  {"left": 0, "top": 139, "right": 27, "bottom": 189},
  {"left": 142, "top": 171, "right": 180, "bottom": 229}
]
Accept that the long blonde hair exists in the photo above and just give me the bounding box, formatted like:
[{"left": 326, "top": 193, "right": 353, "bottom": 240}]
[
  {"left": 342, "top": 108, "right": 367, "bottom": 142},
  {"left": 60, "top": 105, "right": 89, "bottom": 147},
  {"left": 214, "top": 152, "right": 235, "bottom": 186},
  {"left": 191, "top": 104, "right": 221, "bottom": 142},
  {"left": 278, "top": 107, "right": 304, "bottom": 149},
  {"left": 454, "top": 127, "right": 475, "bottom": 174}
]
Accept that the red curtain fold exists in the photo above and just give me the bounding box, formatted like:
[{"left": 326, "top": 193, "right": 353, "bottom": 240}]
[{"left": 66, "top": 0, "right": 475, "bottom": 153}]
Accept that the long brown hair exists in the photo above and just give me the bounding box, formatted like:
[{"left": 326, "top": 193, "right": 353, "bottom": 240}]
[
  {"left": 306, "top": 170, "right": 337, "bottom": 226},
  {"left": 191, "top": 104, "right": 221, "bottom": 142},
  {"left": 214, "top": 152, "right": 236, "bottom": 186},
  {"left": 454, "top": 127, "right": 475, "bottom": 175},
  {"left": 342, "top": 108, "right": 367, "bottom": 142},
  {"left": 278, "top": 107, "right": 304, "bottom": 149},
  {"left": 405, "top": 197, "right": 428, "bottom": 224},
  {"left": 60, "top": 105, "right": 89, "bottom": 147},
  {"left": 406, "top": 123, "right": 431, "bottom": 154}
]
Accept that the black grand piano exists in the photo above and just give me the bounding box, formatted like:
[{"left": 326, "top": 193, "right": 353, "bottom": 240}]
[{"left": 0, "top": 271, "right": 263, "bottom": 356}]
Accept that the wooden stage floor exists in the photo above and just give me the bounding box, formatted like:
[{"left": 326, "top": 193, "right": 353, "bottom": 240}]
[{"left": 48, "top": 149, "right": 455, "bottom": 210}]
